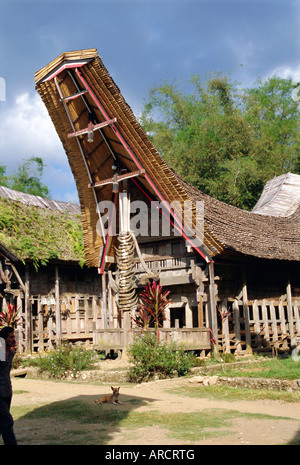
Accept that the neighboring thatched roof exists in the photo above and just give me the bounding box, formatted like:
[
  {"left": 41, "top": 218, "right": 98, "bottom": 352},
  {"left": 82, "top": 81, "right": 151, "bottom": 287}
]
[
  {"left": 0, "top": 186, "right": 84, "bottom": 267},
  {"left": 35, "top": 49, "right": 300, "bottom": 265},
  {"left": 252, "top": 172, "right": 300, "bottom": 217},
  {"left": 0, "top": 186, "right": 80, "bottom": 215},
  {"left": 174, "top": 173, "right": 300, "bottom": 262}
]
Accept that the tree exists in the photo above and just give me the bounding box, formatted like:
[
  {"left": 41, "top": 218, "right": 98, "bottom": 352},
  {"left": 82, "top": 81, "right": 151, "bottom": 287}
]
[
  {"left": 9, "top": 156, "right": 50, "bottom": 198},
  {"left": 140, "top": 74, "right": 300, "bottom": 210},
  {"left": 0, "top": 164, "right": 9, "bottom": 188}
]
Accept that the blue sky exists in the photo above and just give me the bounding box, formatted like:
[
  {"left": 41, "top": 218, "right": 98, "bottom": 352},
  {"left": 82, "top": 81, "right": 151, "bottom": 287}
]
[{"left": 0, "top": 0, "right": 299, "bottom": 203}]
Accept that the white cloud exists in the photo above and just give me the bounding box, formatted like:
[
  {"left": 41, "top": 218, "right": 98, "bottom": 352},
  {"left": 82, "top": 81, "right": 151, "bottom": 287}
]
[
  {"left": 0, "top": 92, "right": 64, "bottom": 167},
  {"left": 0, "top": 92, "right": 78, "bottom": 201},
  {"left": 267, "top": 64, "right": 300, "bottom": 82}
]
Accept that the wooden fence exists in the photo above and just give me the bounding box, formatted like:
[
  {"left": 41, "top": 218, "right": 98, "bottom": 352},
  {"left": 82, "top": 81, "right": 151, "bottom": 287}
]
[{"left": 219, "top": 297, "right": 300, "bottom": 354}]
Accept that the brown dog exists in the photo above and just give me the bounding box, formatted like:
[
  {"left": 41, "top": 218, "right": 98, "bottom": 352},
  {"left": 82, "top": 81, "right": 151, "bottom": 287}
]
[{"left": 94, "top": 386, "right": 121, "bottom": 405}]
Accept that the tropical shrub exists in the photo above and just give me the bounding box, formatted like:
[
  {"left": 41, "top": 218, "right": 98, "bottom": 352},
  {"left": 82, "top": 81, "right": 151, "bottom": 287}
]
[
  {"left": 127, "top": 332, "right": 195, "bottom": 383},
  {"left": 31, "top": 343, "right": 98, "bottom": 379}
]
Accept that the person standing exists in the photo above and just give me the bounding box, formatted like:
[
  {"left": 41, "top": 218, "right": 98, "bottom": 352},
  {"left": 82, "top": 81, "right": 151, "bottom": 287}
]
[{"left": 0, "top": 326, "right": 17, "bottom": 445}]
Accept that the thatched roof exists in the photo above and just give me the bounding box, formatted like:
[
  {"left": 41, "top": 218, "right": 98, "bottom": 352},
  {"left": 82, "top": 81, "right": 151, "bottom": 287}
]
[
  {"left": 0, "top": 186, "right": 80, "bottom": 215},
  {"left": 252, "top": 172, "right": 300, "bottom": 217},
  {"left": 35, "top": 49, "right": 300, "bottom": 265},
  {"left": 0, "top": 186, "right": 84, "bottom": 265}
]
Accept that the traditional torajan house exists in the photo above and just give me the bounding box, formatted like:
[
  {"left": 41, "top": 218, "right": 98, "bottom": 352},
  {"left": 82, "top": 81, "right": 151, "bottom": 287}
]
[
  {"left": 0, "top": 185, "right": 101, "bottom": 352},
  {"left": 6, "top": 48, "right": 300, "bottom": 355}
]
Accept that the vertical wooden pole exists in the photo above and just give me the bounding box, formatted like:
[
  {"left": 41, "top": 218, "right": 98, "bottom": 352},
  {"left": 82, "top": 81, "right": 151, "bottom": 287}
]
[
  {"left": 242, "top": 281, "right": 252, "bottom": 353},
  {"left": 163, "top": 305, "right": 170, "bottom": 328},
  {"left": 108, "top": 280, "right": 113, "bottom": 328},
  {"left": 233, "top": 299, "right": 241, "bottom": 352},
  {"left": 294, "top": 302, "right": 300, "bottom": 335},
  {"left": 75, "top": 296, "right": 80, "bottom": 334},
  {"left": 253, "top": 299, "right": 261, "bottom": 349},
  {"left": 221, "top": 298, "right": 230, "bottom": 353},
  {"left": 198, "top": 296, "right": 204, "bottom": 327},
  {"left": 84, "top": 298, "right": 89, "bottom": 336},
  {"left": 16, "top": 294, "right": 23, "bottom": 353},
  {"left": 208, "top": 262, "right": 218, "bottom": 350},
  {"left": 38, "top": 297, "right": 44, "bottom": 352},
  {"left": 270, "top": 301, "right": 278, "bottom": 346},
  {"left": 262, "top": 299, "right": 270, "bottom": 342},
  {"left": 67, "top": 297, "right": 72, "bottom": 336},
  {"left": 279, "top": 301, "right": 288, "bottom": 348},
  {"left": 101, "top": 272, "right": 108, "bottom": 329},
  {"left": 55, "top": 265, "right": 61, "bottom": 345},
  {"left": 286, "top": 280, "right": 295, "bottom": 343},
  {"left": 92, "top": 296, "right": 98, "bottom": 345},
  {"left": 24, "top": 266, "right": 32, "bottom": 353},
  {"left": 185, "top": 298, "right": 193, "bottom": 328}
]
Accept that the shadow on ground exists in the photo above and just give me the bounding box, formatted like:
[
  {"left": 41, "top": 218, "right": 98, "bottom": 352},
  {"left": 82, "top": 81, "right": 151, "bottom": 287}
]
[{"left": 12, "top": 392, "right": 155, "bottom": 445}]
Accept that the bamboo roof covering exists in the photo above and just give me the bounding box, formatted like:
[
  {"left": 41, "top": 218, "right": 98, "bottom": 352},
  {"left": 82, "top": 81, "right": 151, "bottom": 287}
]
[{"left": 35, "top": 49, "right": 300, "bottom": 266}]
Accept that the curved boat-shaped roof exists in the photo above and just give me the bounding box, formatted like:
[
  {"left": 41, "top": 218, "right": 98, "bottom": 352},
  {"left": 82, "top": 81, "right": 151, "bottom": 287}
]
[{"left": 35, "top": 49, "right": 300, "bottom": 266}]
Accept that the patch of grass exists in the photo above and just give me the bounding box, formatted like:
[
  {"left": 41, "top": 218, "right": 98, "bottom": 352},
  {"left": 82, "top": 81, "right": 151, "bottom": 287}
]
[
  {"left": 214, "top": 356, "right": 300, "bottom": 380},
  {"left": 13, "top": 397, "right": 298, "bottom": 445},
  {"left": 168, "top": 384, "right": 300, "bottom": 403}
]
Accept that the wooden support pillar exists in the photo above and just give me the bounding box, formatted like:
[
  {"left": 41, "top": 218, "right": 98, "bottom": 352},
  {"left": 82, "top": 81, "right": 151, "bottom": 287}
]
[
  {"left": 279, "top": 301, "right": 288, "bottom": 348},
  {"left": 194, "top": 264, "right": 204, "bottom": 328},
  {"left": 262, "top": 299, "right": 270, "bottom": 342},
  {"left": 221, "top": 298, "right": 230, "bottom": 353},
  {"left": 233, "top": 299, "right": 241, "bottom": 352},
  {"left": 92, "top": 296, "right": 98, "bottom": 345},
  {"left": 208, "top": 262, "right": 218, "bottom": 349},
  {"left": 242, "top": 281, "right": 252, "bottom": 353},
  {"left": 185, "top": 298, "right": 193, "bottom": 328},
  {"left": 270, "top": 301, "right": 278, "bottom": 346},
  {"left": 101, "top": 272, "right": 108, "bottom": 329},
  {"left": 24, "top": 266, "right": 32, "bottom": 353},
  {"left": 16, "top": 294, "right": 24, "bottom": 353},
  {"left": 67, "top": 297, "right": 72, "bottom": 335},
  {"left": 294, "top": 302, "right": 300, "bottom": 335},
  {"left": 253, "top": 299, "right": 261, "bottom": 349},
  {"left": 38, "top": 298, "right": 44, "bottom": 352},
  {"left": 55, "top": 265, "right": 61, "bottom": 345},
  {"left": 163, "top": 305, "right": 170, "bottom": 328},
  {"left": 286, "top": 280, "right": 295, "bottom": 343},
  {"left": 198, "top": 296, "right": 204, "bottom": 327}
]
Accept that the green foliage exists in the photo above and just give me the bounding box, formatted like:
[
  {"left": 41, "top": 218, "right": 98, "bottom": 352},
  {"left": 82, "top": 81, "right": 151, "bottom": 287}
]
[
  {"left": 141, "top": 73, "right": 300, "bottom": 210},
  {"left": 31, "top": 344, "right": 98, "bottom": 379},
  {"left": 0, "top": 198, "right": 85, "bottom": 268},
  {"left": 127, "top": 332, "right": 195, "bottom": 383},
  {"left": 0, "top": 164, "right": 10, "bottom": 188},
  {"left": 9, "top": 156, "right": 50, "bottom": 198}
]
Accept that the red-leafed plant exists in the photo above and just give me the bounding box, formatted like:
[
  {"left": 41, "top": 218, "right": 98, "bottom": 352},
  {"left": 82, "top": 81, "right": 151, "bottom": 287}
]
[
  {"left": 0, "top": 303, "right": 20, "bottom": 329},
  {"left": 133, "top": 281, "right": 171, "bottom": 336}
]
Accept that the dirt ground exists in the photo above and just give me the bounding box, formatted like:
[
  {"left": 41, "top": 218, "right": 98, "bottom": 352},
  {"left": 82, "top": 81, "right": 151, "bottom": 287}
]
[{"left": 9, "top": 358, "right": 300, "bottom": 446}]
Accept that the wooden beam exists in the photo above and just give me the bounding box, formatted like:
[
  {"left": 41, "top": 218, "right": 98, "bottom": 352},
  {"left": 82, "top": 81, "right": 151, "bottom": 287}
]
[
  {"left": 221, "top": 298, "right": 230, "bottom": 353},
  {"left": 24, "top": 266, "right": 32, "bottom": 353},
  {"left": 208, "top": 262, "right": 218, "bottom": 348},
  {"left": 286, "top": 280, "right": 295, "bottom": 342},
  {"left": 55, "top": 265, "right": 62, "bottom": 344},
  {"left": 242, "top": 282, "right": 252, "bottom": 353}
]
